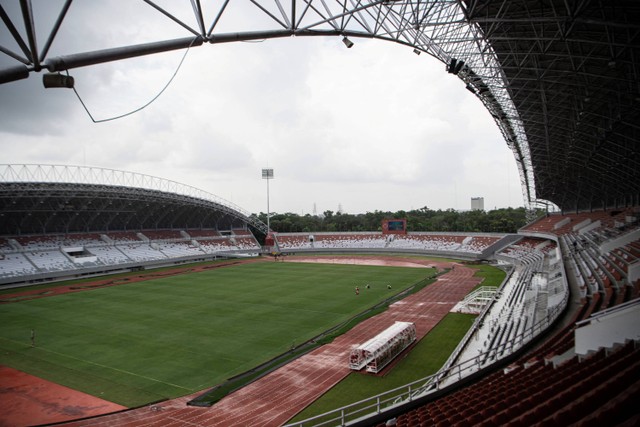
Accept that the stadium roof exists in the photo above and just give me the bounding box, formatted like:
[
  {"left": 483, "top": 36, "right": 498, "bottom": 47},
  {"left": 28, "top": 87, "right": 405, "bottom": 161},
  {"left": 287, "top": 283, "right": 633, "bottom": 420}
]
[
  {"left": 467, "top": 1, "right": 640, "bottom": 211},
  {"left": 1, "top": 1, "right": 638, "bottom": 212},
  {"left": 0, "top": 164, "right": 268, "bottom": 236}
]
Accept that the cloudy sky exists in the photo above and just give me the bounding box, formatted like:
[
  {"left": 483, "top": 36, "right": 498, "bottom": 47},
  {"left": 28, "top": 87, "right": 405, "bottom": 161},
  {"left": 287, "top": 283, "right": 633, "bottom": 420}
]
[{"left": 0, "top": 1, "right": 522, "bottom": 216}]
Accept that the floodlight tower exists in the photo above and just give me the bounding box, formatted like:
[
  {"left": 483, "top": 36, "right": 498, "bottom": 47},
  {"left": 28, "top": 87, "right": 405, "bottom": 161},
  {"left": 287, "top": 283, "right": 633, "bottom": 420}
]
[{"left": 261, "top": 168, "right": 274, "bottom": 232}]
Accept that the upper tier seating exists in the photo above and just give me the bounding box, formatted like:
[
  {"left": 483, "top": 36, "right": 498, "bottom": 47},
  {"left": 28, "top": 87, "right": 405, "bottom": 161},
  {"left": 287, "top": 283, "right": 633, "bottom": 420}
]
[
  {"left": 522, "top": 207, "right": 637, "bottom": 236},
  {"left": 313, "top": 233, "right": 388, "bottom": 249},
  {"left": 158, "top": 242, "right": 204, "bottom": 258},
  {"left": 106, "top": 231, "right": 141, "bottom": 243},
  {"left": 273, "top": 232, "right": 503, "bottom": 254},
  {"left": 141, "top": 230, "right": 183, "bottom": 240},
  {"left": 275, "top": 234, "right": 312, "bottom": 250},
  {"left": 232, "top": 237, "right": 261, "bottom": 250},
  {"left": 458, "top": 236, "right": 502, "bottom": 253},
  {"left": 198, "top": 238, "right": 234, "bottom": 253},
  {"left": 87, "top": 245, "right": 131, "bottom": 265},
  {"left": 185, "top": 229, "right": 220, "bottom": 238}
]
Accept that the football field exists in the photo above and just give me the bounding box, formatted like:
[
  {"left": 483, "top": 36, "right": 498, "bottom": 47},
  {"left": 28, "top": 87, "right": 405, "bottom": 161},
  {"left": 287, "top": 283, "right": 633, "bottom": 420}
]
[{"left": 0, "top": 261, "right": 432, "bottom": 407}]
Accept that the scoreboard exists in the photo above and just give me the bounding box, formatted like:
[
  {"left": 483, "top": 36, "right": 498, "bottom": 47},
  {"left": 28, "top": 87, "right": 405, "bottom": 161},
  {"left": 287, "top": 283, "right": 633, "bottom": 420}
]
[{"left": 382, "top": 218, "right": 406, "bottom": 234}]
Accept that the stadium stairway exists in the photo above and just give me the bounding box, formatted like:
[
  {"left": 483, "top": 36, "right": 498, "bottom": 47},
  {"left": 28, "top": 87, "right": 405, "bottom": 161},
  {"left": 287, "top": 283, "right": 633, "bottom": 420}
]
[{"left": 480, "top": 234, "right": 522, "bottom": 259}]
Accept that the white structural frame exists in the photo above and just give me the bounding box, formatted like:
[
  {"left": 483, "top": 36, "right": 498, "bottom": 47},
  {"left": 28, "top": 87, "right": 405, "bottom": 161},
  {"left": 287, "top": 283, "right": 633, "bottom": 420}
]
[
  {"left": 0, "top": 164, "right": 269, "bottom": 234},
  {"left": 262, "top": 168, "right": 274, "bottom": 233},
  {"left": 0, "top": 1, "right": 536, "bottom": 211}
]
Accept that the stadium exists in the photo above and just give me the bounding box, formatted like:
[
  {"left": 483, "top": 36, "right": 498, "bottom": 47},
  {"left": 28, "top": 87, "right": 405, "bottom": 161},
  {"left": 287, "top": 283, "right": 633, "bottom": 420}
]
[{"left": 1, "top": 1, "right": 639, "bottom": 427}]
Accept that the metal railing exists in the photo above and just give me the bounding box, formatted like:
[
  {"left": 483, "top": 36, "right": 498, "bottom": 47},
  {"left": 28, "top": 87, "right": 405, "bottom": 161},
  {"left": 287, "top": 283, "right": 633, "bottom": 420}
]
[{"left": 286, "top": 271, "right": 569, "bottom": 427}]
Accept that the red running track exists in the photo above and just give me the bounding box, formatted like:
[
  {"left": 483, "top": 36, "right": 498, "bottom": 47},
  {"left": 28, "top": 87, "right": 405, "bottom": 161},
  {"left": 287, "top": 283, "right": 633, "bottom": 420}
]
[
  {"left": 0, "top": 366, "right": 126, "bottom": 427},
  {"left": 62, "top": 264, "right": 482, "bottom": 427}
]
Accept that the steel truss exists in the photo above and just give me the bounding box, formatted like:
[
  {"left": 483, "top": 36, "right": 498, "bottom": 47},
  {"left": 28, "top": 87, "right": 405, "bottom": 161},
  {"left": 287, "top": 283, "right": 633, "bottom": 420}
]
[
  {"left": 1, "top": 1, "right": 639, "bottom": 212},
  {"left": 0, "top": 164, "right": 268, "bottom": 235}
]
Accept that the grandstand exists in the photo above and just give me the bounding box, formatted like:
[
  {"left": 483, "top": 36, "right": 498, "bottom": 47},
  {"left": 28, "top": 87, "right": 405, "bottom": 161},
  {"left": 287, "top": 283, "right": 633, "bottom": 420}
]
[
  {"left": 282, "top": 210, "right": 639, "bottom": 426},
  {"left": 1, "top": 0, "right": 640, "bottom": 426},
  {"left": 0, "top": 165, "right": 265, "bottom": 287},
  {"left": 275, "top": 231, "right": 504, "bottom": 259}
]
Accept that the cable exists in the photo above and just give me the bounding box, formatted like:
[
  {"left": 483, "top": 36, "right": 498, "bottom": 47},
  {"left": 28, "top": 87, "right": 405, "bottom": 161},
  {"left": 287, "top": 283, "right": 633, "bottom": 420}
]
[{"left": 71, "top": 37, "right": 197, "bottom": 123}]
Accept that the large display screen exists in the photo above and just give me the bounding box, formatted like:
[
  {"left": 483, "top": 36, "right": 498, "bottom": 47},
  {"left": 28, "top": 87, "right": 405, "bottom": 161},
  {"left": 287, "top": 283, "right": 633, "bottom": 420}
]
[{"left": 382, "top": 219, "right": 406, "bottom": 234}]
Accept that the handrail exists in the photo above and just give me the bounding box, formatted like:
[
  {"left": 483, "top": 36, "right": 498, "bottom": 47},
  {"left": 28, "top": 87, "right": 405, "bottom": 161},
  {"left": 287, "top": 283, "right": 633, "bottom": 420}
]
[
  {"left": 433, "top": 267, "right": 513, "bottom": 381},
  {"left": 286, "top": 269, "right": 569, "bottom": 427},
  {"left": 575, "top": 296, "right": 640, "bottom": 327}
]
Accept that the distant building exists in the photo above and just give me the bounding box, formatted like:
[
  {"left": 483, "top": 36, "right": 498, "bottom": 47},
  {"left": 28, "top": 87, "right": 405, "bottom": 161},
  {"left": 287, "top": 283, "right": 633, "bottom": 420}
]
[{"left": 471, "top": 197, "right": 484, "bottom": 211}]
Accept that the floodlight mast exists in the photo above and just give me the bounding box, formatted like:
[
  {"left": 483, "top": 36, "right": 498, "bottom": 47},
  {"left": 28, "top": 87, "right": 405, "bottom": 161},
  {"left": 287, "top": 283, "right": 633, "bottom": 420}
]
[{"left": 261, "top": 168, "right": 274, "bottom": 233}]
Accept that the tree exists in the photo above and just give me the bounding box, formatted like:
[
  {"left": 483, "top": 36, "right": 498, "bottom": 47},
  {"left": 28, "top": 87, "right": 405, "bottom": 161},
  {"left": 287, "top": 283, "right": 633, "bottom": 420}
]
[{"left": 255, "top": 207, "right": 527, "bottom": 234}]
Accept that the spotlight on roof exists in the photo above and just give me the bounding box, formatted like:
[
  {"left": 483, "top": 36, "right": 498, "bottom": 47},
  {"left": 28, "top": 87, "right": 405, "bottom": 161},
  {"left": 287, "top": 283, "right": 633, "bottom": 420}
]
[
  {"left": 342, "top": 36, "right": 354, "bottom": 48},
  {"left": 413, "top": 48, "right": 421, "bottom": 55},
  {"left": 447, "top": 58, "right": 465, "bottom": 74},
  {"left": 43, "top": 73, "right": 74, "bottom": 89}
]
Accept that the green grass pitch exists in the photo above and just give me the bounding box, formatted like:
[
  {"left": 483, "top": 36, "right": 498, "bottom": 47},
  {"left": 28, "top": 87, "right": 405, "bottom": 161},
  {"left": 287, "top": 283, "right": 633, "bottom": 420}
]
[{"left": 0, "top": 261, "right": 431, "bottom": 407}]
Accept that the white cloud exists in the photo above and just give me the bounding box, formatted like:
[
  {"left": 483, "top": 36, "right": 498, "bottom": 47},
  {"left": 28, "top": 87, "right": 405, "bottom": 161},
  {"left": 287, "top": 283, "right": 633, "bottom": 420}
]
[{"left": 0, "top": 3, "right": 524, "bottom": 216}]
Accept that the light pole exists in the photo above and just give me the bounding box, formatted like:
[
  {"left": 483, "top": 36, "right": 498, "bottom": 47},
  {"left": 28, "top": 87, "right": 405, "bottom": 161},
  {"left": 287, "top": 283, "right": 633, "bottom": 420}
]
[{"left": 261, "top": 168, "right": 274, "bottom": 232}]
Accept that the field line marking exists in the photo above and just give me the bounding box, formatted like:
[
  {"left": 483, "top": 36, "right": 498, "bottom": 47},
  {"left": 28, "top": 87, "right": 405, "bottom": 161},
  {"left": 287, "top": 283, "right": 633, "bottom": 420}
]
[{"left": 0, "top": 336, "right": 191, "bottom": 391}]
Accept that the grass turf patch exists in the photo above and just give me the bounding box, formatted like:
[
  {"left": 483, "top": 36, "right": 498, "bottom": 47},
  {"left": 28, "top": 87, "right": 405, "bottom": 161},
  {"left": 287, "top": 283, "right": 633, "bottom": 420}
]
[
  {"left": 469, "top": 263, "right": 507, "bottom": 289},
  {"left": 0, "top": 261, "right": 431, "bottom": 407},
  {"left": 0, "top": 259, "right": 243, "bottom": 296}
]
